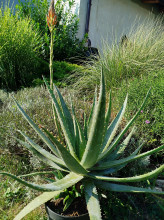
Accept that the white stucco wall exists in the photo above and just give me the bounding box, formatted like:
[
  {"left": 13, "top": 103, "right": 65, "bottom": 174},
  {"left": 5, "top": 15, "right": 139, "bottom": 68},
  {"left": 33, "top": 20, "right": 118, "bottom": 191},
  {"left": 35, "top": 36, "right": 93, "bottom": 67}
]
[{"left": 78, "top": 0, "right": 157, "bottom": 50}]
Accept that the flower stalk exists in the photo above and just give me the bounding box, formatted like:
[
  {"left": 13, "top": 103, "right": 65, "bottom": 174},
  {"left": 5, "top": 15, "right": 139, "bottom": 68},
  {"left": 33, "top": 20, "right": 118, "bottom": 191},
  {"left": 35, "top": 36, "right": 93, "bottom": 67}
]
[
  {"left": 47, "top": 1, "right": 62, "bottom": 141},
  {"left": 50, "top": 31, "right": 54, "bottom": 90},
  {"left": 47, "top": 0, "right": 57, "bottom": 90}
]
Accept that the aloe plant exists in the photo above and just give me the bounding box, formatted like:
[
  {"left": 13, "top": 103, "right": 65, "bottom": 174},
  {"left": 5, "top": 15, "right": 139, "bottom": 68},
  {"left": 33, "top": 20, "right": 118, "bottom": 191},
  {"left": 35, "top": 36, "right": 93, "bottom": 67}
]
[{"left": 0, "top": 71, "right": 164, "bottom": 220}]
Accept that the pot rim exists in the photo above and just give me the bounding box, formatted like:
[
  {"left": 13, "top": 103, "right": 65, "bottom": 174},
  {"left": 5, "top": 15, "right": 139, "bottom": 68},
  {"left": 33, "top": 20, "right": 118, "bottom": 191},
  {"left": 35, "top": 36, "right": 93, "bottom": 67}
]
[{"left": 45, "top": 201, "right": 89, "bottom": 219}]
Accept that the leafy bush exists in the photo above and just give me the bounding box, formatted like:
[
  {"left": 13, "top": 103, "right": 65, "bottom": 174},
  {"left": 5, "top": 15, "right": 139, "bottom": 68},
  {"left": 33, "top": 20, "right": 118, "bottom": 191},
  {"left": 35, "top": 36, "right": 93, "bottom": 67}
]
[
  {"left": 53, "top": 61, "right": 85, "bottom": 79},
  {"left": 32, "top": 61, "right": 87, "bottom": 87},
  {"left": 72, "top": 16, "right": 164, "bottom": 92},
  {"left": 113, "top": 71, "right": 164, "bottom": 152},
  {"left": 16, "top": 0, "right": 87, "bottom": 61},
  {"left": 0, "top": 6, "right": 42, "bottom": 91}
]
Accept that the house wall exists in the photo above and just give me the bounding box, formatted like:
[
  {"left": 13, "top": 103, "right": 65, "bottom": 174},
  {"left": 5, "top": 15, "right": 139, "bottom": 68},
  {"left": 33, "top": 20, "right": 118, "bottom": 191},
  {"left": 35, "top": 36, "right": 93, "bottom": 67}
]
[{"left": 78, "top": 0, "right": 158, "bottom": 50}]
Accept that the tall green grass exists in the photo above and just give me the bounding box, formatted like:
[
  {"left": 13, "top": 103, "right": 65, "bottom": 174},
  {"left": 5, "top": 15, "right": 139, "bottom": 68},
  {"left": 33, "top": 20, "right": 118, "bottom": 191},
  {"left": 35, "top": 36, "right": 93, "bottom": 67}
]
[
  {"left": 0, "top": 6, "right": 42, "bottom": 91},
  {"left": 113, "top": 70, "right": 164, "bottom": 153},
  {"left": 72, "top": 16, "right": 164, "bottom": 93}
]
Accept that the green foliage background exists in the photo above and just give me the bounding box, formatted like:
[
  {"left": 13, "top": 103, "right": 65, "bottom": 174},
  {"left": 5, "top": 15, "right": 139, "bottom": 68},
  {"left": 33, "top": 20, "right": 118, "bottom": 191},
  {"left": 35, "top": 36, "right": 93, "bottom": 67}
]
[
  {"left": 0, "top": 6, "right": 42, "bottom": 91},
  {"left": 16, "top": 0, "right": 87, "bottom": 61},
  {"left": 114, "top": 71, "right": 164, "bottom": 152}
]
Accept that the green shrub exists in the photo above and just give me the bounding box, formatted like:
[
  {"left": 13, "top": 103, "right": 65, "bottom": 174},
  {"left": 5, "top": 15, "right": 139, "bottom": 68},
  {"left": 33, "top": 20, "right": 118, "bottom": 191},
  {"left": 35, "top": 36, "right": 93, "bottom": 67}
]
[
  {"left": 16, "top": 0, "right": 87, "bottom": 61},
  {"left": 0, "top": 6, "right": 42, "bottom": 91},
  {"left": 53, "top": 61, "right": 85, "bottom": 80},
  {"left": 113, "top": 71, "right": 164, "bottom": 152},
  {"left": 72, "top": 16, "right": 164, "bottom": 92},
  {"left": 32, "top": 60, "right": 87, "bottom": 87}
]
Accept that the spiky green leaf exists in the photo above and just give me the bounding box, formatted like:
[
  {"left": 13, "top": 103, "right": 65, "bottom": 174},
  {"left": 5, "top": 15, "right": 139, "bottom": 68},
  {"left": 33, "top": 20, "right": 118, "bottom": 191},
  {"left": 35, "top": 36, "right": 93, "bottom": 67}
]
[
  {"left": 87, "top": 86, "right": 97, "bottom": 134},
  {"left": 99, "top": 88, "right": 151, "bottom": 160},
  {"left": 16, "top": 138, "right": 68, "bottom": 172},
  {"left": 104, "top": 90, "right": 112, "bottom": 131},
  {"left": 71, "top": 101, "right": 86, "bottom": 159},
  {"left": 54, "top": 85, "right": 75, "bottom": 139},
  {"left": 52, "top": 105, "right": 63, "bottom": 143},
  {"left": 99, "top": 94, "right": 128, "bottom": 156},
  {"left": 96, "top": 181, "right": 164, "bottom": 195},
  {"left": 19, "top": 130, "right": 65, "bottom": 167},
  {"left": 89, "top": 164, "right": 164, "bottom": 182},
  {"left": 51, "top": 135, "right": 87, "bottom": 175},
  {"left": 94, "top": 145, "right": 164, "bottom": 170},
  {"left": 0, "top": 172, "right": 83, "bottom": 191},
  {"left": 84, "top": 180, "right": 102, "bottom": 220},
  {"left": 81, "top": 71, "right": 106, "bottom": 168},
  {"left": 44, "top": 77, "right": 77, "bottom": 158},
  {"left": 14, "top": 191, "right": 62, "bottom": 220},
  {"left": 83, "top": 112, "right": 88, "bottom": 141},
  {"left": 103, "top": 127, "right": 136, "bottom": 162},
  {"left": 12, "top": 96, "right": 59, "bottom": 157},
  {"left": 19, "top": 171, "right": 56, "bottom": 178}
]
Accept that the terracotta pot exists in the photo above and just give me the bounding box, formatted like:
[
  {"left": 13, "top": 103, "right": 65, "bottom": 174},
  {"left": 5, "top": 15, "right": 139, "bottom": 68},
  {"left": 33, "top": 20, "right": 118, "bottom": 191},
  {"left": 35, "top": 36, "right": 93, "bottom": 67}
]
[{"left": 45, "top": 201, "right": 90, "bottom": 220}]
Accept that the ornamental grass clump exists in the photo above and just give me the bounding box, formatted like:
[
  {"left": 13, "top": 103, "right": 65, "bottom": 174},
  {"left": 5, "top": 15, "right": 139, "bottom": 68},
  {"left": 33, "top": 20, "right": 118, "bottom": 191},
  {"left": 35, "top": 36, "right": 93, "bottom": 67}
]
[
  {"left": 0, "top": 70, "right": 164, "bottom": 220},
  {"left": 0, "top": 5, "right": 42, "bottom": 91},
  {"left": 72, "top": 15, "right": 164, "bottom": 93}
]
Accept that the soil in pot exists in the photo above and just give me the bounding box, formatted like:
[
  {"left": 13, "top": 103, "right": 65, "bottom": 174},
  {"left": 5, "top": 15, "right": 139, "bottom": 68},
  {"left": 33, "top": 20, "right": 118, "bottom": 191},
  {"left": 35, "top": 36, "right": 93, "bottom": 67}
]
[{"left": 47, "top": 197, "right": 88, "bottom": 217}]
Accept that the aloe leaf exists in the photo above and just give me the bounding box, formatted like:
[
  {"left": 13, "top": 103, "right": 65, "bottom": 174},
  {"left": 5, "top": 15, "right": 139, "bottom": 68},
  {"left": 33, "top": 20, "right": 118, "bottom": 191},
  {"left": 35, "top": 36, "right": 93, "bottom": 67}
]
[
  {"left": 91, "top": 164, "right": 126, "bottom": 176},
  {"left": 84, "top": 179, "right": 102, "bottom": 220},
  {"left": 14, "top": 191, "right": 62, "bottom": 220},
  {"left": 50, "top": 133, "right": 88, "bottom": 175},
  {"left": 71, "top": 102, "right": 86, "bottom": 160},
  {"left": 52, "top": 105, "right": 63, "bottom": 143},
  {"left": 19, "top": 171, "right": 56, "bottom": 178},
  {"left": 89, "top": 164, "right": 164, "bottom": 182},
  {"left": 81, "top": 70, "right": 106, "bottom": 169},
  {"left": 19, "top": 130, "right": 65, "bottom": 167},
  {"left": 54, "top": 85, "right": 74, "bottom": 139},
  {"left": 104, "top": 127, "right": 136, "bottom": 161},
  {"left": 42, "top": 102, "right": 87, "bottom": 174},
  {"left": 71, "top": 101, "right": 80, "bottom": 158},
  {"left": 97, "top": 142, "right": 144, "bottom": 174},
  {"left": 115, "top": 126, "right": 136, "bottom": 158},
  {"left": 94, "top": 145, "right": 164, "bottom": 170},
  {"left": 100, "top": 94, "right": 128, "bottom": 154},
  {"left": 83, "top": 112, "right": 88, "bottom": 141},
  {"left": 44, "top": 77, "right": 76, "bottom": 158},
  {"left": 99, "top": 88, "right": 151, "bottom": 160},
  {"left": 76, "top": 118, "right": 87, "bottom": 160},
  {"left": 16, "top": 138, "right": 68, "bottom": 172},
  {"left": 104, "top": 90, "right": 112, "bottom": 131},
  {"left": 95, "top": 181, "right": 164, "bottom": 195},
  {"left": 0, "top": 172, "right": 83, "bottom": 191},
  {"left": 131, "top": 142, "right": 144, "bottom": 156},
  {"left": 87, "top": 86, "right": 97, "bottom": 133},
  {"left": 41, "top": 126, "right": 67, "bottom": 154},
  {"left": 12, "top": 96, "right": 59, "bottom": 157}
]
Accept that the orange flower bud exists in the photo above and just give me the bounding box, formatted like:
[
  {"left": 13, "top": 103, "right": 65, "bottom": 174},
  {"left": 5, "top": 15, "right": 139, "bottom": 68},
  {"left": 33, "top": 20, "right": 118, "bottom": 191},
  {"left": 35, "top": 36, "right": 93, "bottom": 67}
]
[{"left": 47, "top": 0, "right": 57, "bottom": 31}]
